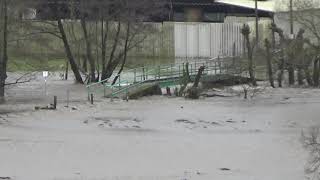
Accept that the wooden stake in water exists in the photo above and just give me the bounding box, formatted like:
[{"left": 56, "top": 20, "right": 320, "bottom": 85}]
[
  {"left": 53, "top": 96, "right": 57, "bottom": 109},
  {"left": 66, "top": 90, "right": 70, "bottom": 107},
  {"left": 90, "top": 94, "right": 94, "bottom": 105}
]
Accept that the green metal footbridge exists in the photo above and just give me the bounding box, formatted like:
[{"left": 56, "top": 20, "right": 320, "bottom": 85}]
[{"left": 86, "top": 57, "right": 247, "bottom": 99}]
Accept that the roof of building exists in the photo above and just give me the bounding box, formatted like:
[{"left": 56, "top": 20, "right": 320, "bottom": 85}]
[{"left": 216, "top": 0, "right": 275, "bottom": 12}]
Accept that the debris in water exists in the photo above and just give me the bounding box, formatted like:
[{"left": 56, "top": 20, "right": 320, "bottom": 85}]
[
  {"left": 220, "top": 168, "right": 231, "bottom": 171},
  {"left": 175, "top": 119, "right": 196, "bottom": 124}
]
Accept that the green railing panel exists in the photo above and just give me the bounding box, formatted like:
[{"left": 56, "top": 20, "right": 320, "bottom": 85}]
[{"left": 87, "top": 57, "right": 245, "bottom": 99}]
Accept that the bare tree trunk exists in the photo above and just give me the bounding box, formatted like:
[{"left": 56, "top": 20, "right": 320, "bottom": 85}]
[
  {"left": 178, "top": 62, "right": 192, "bottom": 96},
  {"left": 186, "top": 66, "right": 205, "bottom": 99},
  {"left": 278, "top": 56, "right": 284, "bottom": 87},
  {"left": 103, "top": 21, "right": 121, "bottom": 79},
  {"left": 271, "top": 24, "right": 285, "bottom": 87},
  {"left": 193, "top": 66, "right": 205, "bottom": 88},
  {"left": 65, "top": 60, "right": 69, "bottom": 80},
  {"left": 82, "top": 55, "right": 87, "bottom": 73},
  {"left": 185, "top": 62, "right": 192, "bottom": 82},
  {"left": 304, "top": 65, "right": 313, "bottom": 86},
  {"left": 112, "top": 22, "right": 130, "bottom": 85},
  {"left": 313, "top": 58, "right": 319, "bottom": 87},
  {"left": 57, "top": 19, "right": 83, "bottom": 84},
  {"left": 241, "top": 25, "right": 257, "bottom": 86},
  {"left": 297, "top": 67, "right": 304, "bottom": 85},
  {"left": 101, "top": 20, "right": 109, "bottom": 81},
  {"left": 0, "top": 0, "right": 8, "bottom": 102},
  {"left": 288, "top": 61, "right": 295, "bottom": 86},
  {"left": 81, "top": 18, "right": 96, "bottom": 82},
  {"left": 95, "top": 21, "right": 100, "bottom": 81},
  {"left": 265, "top": 39, "right": 275, "bottom": 88}
]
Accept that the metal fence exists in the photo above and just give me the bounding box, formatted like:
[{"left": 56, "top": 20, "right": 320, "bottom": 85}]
[{"left": 174, "top": 22, "right": 244, "bottom": 58}]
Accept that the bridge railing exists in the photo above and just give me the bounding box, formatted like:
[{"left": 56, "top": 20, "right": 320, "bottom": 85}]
[{"left": 86, "top": 56, "right": 246, "bottom": 99}]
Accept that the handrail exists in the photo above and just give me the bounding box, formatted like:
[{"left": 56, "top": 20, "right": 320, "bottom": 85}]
[
  {"left": 86, "top": 78, "right": 109, "bottom": 88},
  {"left": 86, "top": 56, "right": 244, "bottom": 99}
]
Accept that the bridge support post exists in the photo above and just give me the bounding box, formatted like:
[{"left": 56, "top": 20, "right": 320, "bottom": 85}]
[{"left": 145, "top": 67, "right": 148, "bottom": 80}]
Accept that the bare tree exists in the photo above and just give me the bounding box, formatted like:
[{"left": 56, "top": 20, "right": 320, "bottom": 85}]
[
  {"left": 0, "top": 0, "right": 8, "bottom": 102},
  {"left": 301, "top": 128, "right": 320, "bottom": 179},
  {"left": 292, "top": 0, "right": 320, "bottom": 86},
  {"left": 264, "top": 39, "right": 275, "bottom": 88},
  {"left": 241, "top": 24, "right": 257, "bottom": 86}
]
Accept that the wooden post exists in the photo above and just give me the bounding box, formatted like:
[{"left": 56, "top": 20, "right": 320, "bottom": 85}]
[
  {"left": 90, "top": 94, "right": 94, "bottom": 105},
  {"left": 53, "top": 96, "right": 57, "bottom": 109},
  {"left": 66, "top": 90, "right": 70, "bottom": 107}
]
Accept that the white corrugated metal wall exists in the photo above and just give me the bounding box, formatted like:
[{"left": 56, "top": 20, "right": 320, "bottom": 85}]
[{"left": 174, "top": 22, "right": 244, "bottom": 58}]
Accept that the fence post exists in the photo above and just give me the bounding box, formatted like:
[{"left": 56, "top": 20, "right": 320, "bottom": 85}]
[
  {"left": 53, "top": 96, "right": 57, "bottom": 109},
  {"left": 66, "top": 90, "right": 70, "bottom": 107},
  {"left": 90, "top": 94, "right": 94, "bottom": 105}
]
